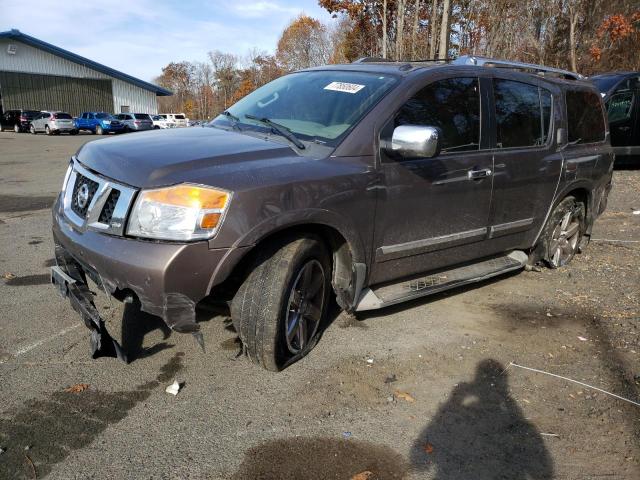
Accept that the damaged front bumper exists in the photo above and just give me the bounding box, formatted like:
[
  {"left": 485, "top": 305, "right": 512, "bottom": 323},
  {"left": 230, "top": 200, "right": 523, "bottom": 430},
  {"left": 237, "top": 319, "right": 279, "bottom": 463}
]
[{"left": 51, "top": 195, "right": 249, "bottom": 359}]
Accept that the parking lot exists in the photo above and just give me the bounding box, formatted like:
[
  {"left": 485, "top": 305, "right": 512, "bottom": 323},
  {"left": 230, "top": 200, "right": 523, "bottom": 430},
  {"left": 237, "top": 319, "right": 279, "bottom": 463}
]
[{"left": 0, "top": 131, "right": 639, "bottom": 479}]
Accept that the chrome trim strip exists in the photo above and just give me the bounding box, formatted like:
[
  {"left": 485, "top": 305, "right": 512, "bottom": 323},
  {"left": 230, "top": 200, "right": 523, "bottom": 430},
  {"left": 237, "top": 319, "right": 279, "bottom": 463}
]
[
  {"left": 62, "top": 158, "right": 137, "bottom": 236},
  {"left": 376, "top": 227, "right": 488, "bottom": 261},
  {"left": 489, "top": 217, "right": 534, "bottom": 238}
]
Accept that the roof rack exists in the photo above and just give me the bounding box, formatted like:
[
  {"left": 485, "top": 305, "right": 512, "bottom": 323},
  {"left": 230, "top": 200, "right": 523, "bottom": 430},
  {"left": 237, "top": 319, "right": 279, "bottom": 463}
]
[
  {"left": 352, "top": 57, "right": 393, "bottom": 63},
  {"left": 452, "top": 55, "right": 584, "bottom": 80}
]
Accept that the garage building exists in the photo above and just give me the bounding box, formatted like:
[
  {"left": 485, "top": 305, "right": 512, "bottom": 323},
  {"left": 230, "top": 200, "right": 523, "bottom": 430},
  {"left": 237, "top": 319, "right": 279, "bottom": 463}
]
[{"left": 0, "top": 29, "right": 171, "bottom": 116}]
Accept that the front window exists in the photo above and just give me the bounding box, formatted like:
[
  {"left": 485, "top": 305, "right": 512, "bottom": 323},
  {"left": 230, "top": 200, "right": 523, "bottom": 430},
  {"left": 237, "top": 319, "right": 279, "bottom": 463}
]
[
  {"left": 395, "top": 77, "right": 480, "bottom": 153},
  {"left": 212, "top": 70, "right": 398, "bottom": 147}
]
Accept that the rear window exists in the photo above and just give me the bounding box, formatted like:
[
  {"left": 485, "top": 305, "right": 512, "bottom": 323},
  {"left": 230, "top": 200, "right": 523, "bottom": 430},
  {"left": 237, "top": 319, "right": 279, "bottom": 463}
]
[
  {"left": 54, "top": 113, "right": 73, "bottom": 119},
  {"left": 134, "top": 114, "right": 150, "bottom": 120},
  {"left": 175, "top": 115, "right": 185, "bottom": 119},
  {"left": 566, "top": 90, "right": 606, "bottom": 144},
  {"left": 96, "top": 113, "right": 111, "bottom": 119},
  {"left": 494, "top": 79, "right": 553, "bottom": 148},
  {"left": 591, "top": 76, "right": 620, "bottom": 95}
]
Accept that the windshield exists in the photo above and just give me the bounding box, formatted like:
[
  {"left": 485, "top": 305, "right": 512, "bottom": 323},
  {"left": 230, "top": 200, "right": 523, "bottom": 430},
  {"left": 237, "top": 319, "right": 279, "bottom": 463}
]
[
  {"left": 212, "top": 70, "right": 398, "bottom": 147},
  {"left": 96, "top": 113, "right": 112, "bottom": 119},
  {"left": 591, "top": 76, "right": 621, "bottom": 95}
]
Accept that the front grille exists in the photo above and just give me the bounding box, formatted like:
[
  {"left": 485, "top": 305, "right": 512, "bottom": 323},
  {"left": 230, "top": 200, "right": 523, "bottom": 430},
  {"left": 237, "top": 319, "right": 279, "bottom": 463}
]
[
  {"left": 98, "top": 189, "right": 120, "bottom": 224},
  {"left": 71, "top": 173, "right": 99, "bottom": 217}
]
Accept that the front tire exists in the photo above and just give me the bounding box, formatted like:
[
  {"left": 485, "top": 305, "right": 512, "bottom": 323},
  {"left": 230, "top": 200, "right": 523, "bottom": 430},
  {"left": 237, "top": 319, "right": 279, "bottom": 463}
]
[
  {"left": 231, "top": 236, "right": 331, "bottom": 371},
  {"left": 45, "top": 125, "right": 51, "bottom": 136},
  {"left": 30, "top": 124, "right": 36, "bottom": 134},
  {"left": 14, "top": 124, "right": 20, "bottom": 133},
  {"left": 541, "top": 196, "right": 585, "bottom": 268},
  {"left": 96, "top": 125, "right": 104, "bottom": 135}
]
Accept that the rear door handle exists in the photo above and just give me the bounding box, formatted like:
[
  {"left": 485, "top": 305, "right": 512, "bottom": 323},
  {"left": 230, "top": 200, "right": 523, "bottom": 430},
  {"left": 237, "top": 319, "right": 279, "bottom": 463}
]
[{"left": 468, "top": 168, "right": 493, "bottom": 180}]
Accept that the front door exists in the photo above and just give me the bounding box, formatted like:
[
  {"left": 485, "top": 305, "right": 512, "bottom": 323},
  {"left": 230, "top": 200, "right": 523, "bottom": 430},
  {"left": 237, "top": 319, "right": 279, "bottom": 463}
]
[
  {"left": 371, "top": 76, "right": 494, "bottom": 285},
  {"left": 607, "top": 76, "right": 640, "bottom": 149}
]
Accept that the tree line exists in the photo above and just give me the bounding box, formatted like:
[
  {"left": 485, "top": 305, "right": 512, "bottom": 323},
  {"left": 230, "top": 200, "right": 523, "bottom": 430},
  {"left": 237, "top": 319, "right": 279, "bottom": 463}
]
[{"left": 156, "top": 0, "right": 640, "bottom": 119}]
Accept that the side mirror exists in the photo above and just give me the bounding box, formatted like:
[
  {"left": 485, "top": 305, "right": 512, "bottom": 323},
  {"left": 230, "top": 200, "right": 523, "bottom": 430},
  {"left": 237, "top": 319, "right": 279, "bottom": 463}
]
[{"left": 389, "top": 125, "right": 442, "bottom": 159}]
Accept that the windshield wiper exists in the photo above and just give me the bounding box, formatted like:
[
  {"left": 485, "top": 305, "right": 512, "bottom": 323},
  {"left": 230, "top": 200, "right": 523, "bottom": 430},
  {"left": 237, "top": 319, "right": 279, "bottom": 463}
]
[
  {"left": 244, "top": 114, "right": 305, "bottom": 150},
  {"left": 221, "top": 110, "right": 241, "bottom": 130}
]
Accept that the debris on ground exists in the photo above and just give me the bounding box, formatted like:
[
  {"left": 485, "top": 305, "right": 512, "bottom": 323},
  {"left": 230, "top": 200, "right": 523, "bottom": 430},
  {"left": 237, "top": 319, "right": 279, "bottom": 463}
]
[
  {"left": 394, "top": 391, "right": 415, "bottom": 403},
  {"left": 342, "top": 431, "right": 352, "bottom": 439},
  {"left": 0, "top": 446, "right": 5, "bottom": 455},
  {"left": 64, "top": 383, "right": 89, "bottom": 393},
  {"left": 2, "top": 272, "right": 16, "bottom": 280},
  {"left": 165, "top": 379, "right": 181, "bottom": 396},
  {"left": 423, "top": 442, "right": 434, "bottom": 454},
  {"left": 384, "top": 374, "right": 397, "bottom": 384},
  {"left": 350, "top": 471, "right": 374, "bottom": 480},
  {"left": 366, "top": 358, "right": 374, "bottom": 364},
  {"left": 577, "top": 336, "right": 588, "bottom": 342}
]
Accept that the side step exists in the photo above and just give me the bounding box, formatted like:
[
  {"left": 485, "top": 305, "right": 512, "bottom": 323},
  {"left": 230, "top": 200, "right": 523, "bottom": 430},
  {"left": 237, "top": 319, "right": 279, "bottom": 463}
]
[{"left": 355, "top": 251, "right": 528, "bottom": 311}]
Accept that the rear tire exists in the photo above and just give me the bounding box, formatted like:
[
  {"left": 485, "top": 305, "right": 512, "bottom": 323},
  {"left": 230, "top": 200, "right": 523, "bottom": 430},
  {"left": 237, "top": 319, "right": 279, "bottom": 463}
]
[
  {"left": 231, "top": 236, "right": 331, "bottom": 371},
  {"left": 30, "top": 124, "right": 36, "bottom": 134},
  {"left": 70, "top": 129, "right": 78, "bottom": 135},
  {"left": 96, "top": 125, "right": 104, "bottom": 135},
  {"left": 540, "top": 196, "right": 585, "bottom": 268},
  {"left": 14, "top": 124, "right": 20, "bottom": 133},
  {"left": 45, "top": 125, "right": 51, "bottom": 136}
]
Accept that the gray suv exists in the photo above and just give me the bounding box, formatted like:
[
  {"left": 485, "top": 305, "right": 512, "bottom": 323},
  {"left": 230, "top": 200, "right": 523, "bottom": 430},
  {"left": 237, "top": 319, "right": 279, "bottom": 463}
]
[{"left": 51, "top": 56, "right": 613, "bottom": 370}]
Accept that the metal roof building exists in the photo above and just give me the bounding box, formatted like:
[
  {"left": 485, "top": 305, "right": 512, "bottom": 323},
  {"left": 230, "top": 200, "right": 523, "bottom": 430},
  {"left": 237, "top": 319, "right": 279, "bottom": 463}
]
[{"left": 0, "top": 29, "right": 172, "bottom": 116}]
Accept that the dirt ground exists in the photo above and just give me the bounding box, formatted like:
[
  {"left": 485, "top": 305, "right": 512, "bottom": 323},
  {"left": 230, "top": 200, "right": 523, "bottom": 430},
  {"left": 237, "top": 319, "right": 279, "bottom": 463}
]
[{"left": 0, "top": 131, "right": 638, "bottom": 479}]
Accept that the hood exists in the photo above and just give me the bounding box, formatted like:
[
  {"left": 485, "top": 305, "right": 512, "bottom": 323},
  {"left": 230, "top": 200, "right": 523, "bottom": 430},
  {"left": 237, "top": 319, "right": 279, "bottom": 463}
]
[{"left": 76, "top": 127, "right": 296, "bottom": 189}]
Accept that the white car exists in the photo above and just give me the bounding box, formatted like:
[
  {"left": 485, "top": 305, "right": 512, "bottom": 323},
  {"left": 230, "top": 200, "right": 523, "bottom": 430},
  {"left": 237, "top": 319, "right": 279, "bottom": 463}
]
[
  {"left": 160, "top": 113, "right": 189, "bottom": 127},
  {"left": 151, "top": 115, "right": 176, "bottom": 129}
]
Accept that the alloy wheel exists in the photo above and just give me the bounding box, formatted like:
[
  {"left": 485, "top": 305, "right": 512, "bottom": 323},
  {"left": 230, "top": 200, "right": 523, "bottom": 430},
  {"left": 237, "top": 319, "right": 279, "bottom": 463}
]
[
  {"left": 549, "top": 210, "right": 580, "bottom": 267},
  {"left": 284, "top": 259, "right": 326, "bottom": 354}
]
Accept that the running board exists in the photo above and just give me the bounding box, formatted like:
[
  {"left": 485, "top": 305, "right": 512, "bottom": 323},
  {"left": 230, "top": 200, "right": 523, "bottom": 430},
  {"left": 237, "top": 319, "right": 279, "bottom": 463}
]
[{"left": 355, "top": 251, "right": 528, "bottom": 311}]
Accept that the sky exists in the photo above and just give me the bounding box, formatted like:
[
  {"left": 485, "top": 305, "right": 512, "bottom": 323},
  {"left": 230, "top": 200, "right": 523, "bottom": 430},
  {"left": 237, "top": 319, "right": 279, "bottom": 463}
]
[{"left": 1, "top": 0, "right": 336, "bottom": 83}]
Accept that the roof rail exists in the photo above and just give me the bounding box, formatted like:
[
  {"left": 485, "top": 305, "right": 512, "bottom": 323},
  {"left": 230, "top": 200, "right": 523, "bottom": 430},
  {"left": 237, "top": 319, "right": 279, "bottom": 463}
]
[
  {"left": 452, "top": 55, "right": 585, "bottom": 80},
  {"left": 352, "top": 57, "right": 392, "bottom": 63}
]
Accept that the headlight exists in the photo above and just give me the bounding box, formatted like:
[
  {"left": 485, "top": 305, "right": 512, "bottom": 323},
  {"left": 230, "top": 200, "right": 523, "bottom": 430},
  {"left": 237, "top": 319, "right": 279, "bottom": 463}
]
[{"left": 127, "top": 184, "right": 231, "bottom": 241}]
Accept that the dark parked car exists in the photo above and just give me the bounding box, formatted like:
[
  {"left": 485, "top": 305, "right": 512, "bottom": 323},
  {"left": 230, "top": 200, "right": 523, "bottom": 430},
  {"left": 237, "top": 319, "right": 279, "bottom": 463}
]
[
  {"left": 0, "top": 109, "right": 40, "bottom": 132},
  {"left": 51, "top": 56, "right": 613, "bottom": 370},
  {"left": 591, "top": 72, "right": 640, "bottom": 165}
]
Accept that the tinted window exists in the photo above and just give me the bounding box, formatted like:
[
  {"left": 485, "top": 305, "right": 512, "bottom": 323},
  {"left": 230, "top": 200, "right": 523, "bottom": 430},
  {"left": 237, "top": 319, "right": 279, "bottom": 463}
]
[
  {"left": 566, "top": 90, "right": 606, "bottom": 144},
  {"left": 396, "top": 77, "right": 480, "bottom": 152},
  {"left": 494, "top": 79, "right": 552, "bottom": 148},
  {"left": 54, "top": 113, "right": 73, "bottom": 119},
  {"left": 134, "top": 114, "right": 150, "bottom": 120},
  {"left": 607, "top": 91, "right": 635, "bottom": 123},
  {"left": 175, "top": 114, "right": 185, "bottom": 119},
  {"left": 23, "top": 111, "right": 40, "bottom": 119},
  {"left": 591, "top": 76, "right": 621, "bottom": 94},
  {"left": 95, "top": 113, "right": 111, "bottom": 119}
]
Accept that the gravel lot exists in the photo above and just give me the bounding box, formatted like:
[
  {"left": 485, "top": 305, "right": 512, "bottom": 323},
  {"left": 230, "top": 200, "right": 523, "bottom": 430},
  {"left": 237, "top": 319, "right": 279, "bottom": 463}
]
[{"left": 0, "top": 131, "right": 638, "bottom": 479}]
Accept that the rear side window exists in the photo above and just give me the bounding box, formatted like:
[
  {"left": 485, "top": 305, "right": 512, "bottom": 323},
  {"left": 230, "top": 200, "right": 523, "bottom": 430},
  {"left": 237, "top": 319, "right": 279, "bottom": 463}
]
[
  {"left": 175, "top": 114, "right": 185, "bottom": 119},
  {"left": 493, "top": 79, "right": 553, "bottom": 148},
  {"left": 566, "top": 90, "right": 606, "bottom": 144},
  {"left": 396, "top": 77, "right": 480, "bottom": 153}
]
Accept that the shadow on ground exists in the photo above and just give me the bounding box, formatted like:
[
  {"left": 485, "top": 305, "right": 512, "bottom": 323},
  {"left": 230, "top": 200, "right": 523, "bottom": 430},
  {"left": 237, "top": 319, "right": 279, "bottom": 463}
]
[{"left": 411, "top": 359, "right": 554, "bottom": 479}]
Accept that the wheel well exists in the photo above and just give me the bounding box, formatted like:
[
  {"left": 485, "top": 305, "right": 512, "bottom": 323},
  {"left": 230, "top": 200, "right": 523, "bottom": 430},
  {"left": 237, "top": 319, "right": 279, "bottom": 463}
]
[
  {"left": 210, "top": 224, "right": 356, "bottom": 306},
  {"left": 564, "top": 188, "right": 590, "bottom": 214}
]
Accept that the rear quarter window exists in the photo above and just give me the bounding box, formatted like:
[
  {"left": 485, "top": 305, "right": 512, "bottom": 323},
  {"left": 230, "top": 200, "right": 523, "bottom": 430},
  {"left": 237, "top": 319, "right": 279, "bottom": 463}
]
[{"left": 566, "top": 89, "right": 606, "bottom": 144}]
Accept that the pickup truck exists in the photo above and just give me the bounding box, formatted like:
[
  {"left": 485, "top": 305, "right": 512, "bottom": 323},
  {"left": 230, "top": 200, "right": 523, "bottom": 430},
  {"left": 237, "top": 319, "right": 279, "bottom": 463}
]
[{"left": 75, "top": 112, "right": 124, "bottom": 135}]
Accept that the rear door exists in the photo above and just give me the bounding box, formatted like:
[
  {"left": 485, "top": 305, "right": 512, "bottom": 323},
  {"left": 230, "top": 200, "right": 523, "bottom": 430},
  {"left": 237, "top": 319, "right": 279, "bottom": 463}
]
[
  {"left": 486, "top": 75, "right": 563, "bottom": 251},
  {"left": 370, "top": 75, "right": 495, "bottom": 285}
]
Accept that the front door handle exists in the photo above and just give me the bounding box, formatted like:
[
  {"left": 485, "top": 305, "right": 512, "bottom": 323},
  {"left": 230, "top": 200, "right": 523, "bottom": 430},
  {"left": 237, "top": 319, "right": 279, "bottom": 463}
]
[{"left": 468, "top": 168, "right": 493, "bottom": 180}]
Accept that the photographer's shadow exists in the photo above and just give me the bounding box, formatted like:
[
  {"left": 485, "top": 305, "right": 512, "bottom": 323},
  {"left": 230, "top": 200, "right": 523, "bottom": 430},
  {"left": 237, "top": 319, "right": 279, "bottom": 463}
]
[{"left": 411, "top": 359, "right": 554, "bottom": 480}]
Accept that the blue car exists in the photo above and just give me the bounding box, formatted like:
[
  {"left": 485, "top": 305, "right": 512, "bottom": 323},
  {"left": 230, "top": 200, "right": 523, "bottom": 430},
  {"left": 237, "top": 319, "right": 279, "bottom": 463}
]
[{"left": 75, "top": 112, "right": 125, "bottom": 135}]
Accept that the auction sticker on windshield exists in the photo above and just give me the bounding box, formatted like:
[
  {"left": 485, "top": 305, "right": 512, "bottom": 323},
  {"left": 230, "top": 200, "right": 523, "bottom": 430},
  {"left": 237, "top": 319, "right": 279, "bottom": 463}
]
[{"left": 324, "top": 82, "right": 365, "bottom": 94}]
